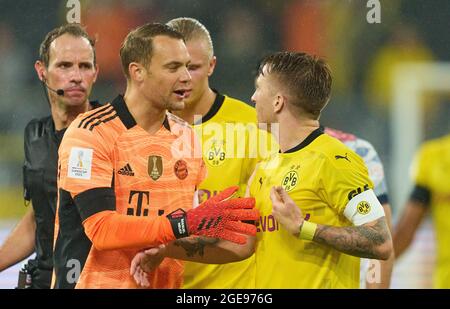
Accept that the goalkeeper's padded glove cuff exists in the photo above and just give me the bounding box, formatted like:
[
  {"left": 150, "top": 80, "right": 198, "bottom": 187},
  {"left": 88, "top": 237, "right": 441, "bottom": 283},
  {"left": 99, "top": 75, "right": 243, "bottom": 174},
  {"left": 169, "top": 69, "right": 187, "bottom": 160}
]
[{"left": 166, "top": 208, "right": 189, "bottom": 239}]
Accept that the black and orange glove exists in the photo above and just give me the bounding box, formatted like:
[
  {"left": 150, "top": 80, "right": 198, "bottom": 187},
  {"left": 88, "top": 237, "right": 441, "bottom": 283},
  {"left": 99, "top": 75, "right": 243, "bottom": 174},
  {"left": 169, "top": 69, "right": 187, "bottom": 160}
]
[{"left": 166, "top": 186, "right": 258, "bottom": 244}]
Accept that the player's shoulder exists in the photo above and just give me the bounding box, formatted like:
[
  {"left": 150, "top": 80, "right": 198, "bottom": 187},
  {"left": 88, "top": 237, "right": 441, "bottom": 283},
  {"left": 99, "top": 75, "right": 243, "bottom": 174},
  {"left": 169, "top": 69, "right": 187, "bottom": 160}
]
[
  {"left": 325, "top": 127, "right": 383, "bottom": 165},
  {"left": 315, "top": 133, "right": 365, "bottom": 170},
  {"left": 315, "top": 132, "right": 350, "bottom": 153},
  {"left": 419, "top": 134, "right": 450, "bottom": 155},
  {"left": 221, "top": 94, "right": 257, "bottom": 122},
  {"left": 63, "top": 103, "right": 121, "bottom": 147},
  {"left": 71, "top": 103, "right": 116, "bottom": 130}
]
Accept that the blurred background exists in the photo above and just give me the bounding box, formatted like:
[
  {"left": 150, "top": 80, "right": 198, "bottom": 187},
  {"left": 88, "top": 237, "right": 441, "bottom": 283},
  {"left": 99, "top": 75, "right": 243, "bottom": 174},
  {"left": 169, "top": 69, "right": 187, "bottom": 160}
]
[{"left": 0, "top": 0, "right": 449, "bottom": 288}]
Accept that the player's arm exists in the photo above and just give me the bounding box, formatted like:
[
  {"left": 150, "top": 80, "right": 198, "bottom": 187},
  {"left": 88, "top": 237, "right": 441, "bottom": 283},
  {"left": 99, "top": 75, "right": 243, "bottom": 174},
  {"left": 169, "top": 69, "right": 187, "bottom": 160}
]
[
  {"left": 393, "top": 144, "right": 430, "bottom": 259},
  {"left": 132, "top": 168, "right": 260, "bottom": 273},
  {"left": 313, "top": 218, "right": 391, "bottom": 260},
  {"left": 0, "top": 207, "right": 35, "bottom": 271},
  {"left": 131, "top": 234, "right": 256, "bottom": 286},
  {"left": 153, "top": 234, "right": 256, "bottom": 264},
  {"left": 366, "top": 202, "right": 394, "bottom": 288},
  {"left": 71, "top": 188, "right": 179, "bottom": 250},
  {"left": 393, "top": 188, "right": 429, "bottom": 258},
  {"left": 76, "top": 186, "right": 257, "bottom": 251},
  {"left": 271, "top": 186, "right": 393, "bottom": 260}
]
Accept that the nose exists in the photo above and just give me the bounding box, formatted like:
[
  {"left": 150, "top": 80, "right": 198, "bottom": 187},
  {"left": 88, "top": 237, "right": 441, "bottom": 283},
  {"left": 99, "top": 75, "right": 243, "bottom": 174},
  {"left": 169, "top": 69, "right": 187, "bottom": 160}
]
[
  {"left": 251, "top": 92, "right": 257, "bottom": 104},
  {"left": 70, "top": 66, "right": 82, "bottom": 83},
  {"left": 180, "top": 66, "right": 191, "bottom": 83}
]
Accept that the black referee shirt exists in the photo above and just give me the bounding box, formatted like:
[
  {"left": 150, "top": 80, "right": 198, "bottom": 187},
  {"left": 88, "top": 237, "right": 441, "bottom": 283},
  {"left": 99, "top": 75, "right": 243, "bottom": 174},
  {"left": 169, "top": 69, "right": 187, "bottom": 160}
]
[{"left": 22, "top": 101, "right": 100, "bottom": 288}]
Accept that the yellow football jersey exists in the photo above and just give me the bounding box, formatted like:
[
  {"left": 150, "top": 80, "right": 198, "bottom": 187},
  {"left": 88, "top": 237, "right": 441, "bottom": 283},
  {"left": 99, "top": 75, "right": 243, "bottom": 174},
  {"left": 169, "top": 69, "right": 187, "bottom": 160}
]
[
  {"left": 183, "top": 92, "right": 277, "bottom": 289},
  {"left": 250, "top": 127, "right": 374, "bottom": 288},
  {"left": 411, "top": 134, "right": 450, "bottom": 288}
]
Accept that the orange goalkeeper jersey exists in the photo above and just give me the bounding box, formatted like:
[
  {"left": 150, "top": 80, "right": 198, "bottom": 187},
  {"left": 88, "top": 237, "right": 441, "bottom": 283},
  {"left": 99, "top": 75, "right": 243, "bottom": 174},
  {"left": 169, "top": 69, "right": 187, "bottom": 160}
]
[{"left": 54, "top": 95, "right": 206, "bottom": 288}]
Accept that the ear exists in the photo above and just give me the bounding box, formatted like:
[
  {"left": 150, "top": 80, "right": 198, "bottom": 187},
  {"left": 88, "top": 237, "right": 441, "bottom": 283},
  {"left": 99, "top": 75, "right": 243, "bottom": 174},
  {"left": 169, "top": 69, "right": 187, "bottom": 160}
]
[
  {"left": 34, "top": 60, "right": 46, "bottom": 82},
  {"left": 273, "top": 93, "right": 286, "bottom": 114},
  {"left": 92, "top": 63, "right": 100, "bottom": 83},
  {"left": 207, "top": 56, "right": 217, "bottom": 77},
  {"left": 129, "top": 62, "right": 145, "bottom": 82}
]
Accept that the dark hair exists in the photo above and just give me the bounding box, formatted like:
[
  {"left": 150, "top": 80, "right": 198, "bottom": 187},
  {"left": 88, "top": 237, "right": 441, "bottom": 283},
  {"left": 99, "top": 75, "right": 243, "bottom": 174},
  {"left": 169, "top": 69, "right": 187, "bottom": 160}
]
[
  {"left": 120, "top": 23, "right": 184, "bottom": 79},
  {"left": 39, "top": 23, "right": 96, "bottom": 67},
  {"left": 258, "top": 52, "right": 332, "bottom": 119}
]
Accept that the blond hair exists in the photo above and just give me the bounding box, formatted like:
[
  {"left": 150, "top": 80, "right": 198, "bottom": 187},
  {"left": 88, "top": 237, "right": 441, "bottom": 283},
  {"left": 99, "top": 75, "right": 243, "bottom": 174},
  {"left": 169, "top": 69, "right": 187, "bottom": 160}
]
[{"left": 167, "top": 17, "right": 214, "bottom": 59}]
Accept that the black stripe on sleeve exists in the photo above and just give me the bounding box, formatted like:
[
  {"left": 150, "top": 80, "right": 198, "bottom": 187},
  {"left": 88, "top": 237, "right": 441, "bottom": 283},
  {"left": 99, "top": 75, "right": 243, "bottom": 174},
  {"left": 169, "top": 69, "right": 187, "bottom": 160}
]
[
  {"left": 409, "top": 185, "right": 431, "bottom": 207},
  {"left": 74, "top": 187, "right": 116, "bottom": 221},
  {"left": 377, "top": 194, "right": 389, "bottom": 205},
  {"left": 88, "top": 114, "right": 118, "bottom": 131},
  {"left": 78, "top": 104, "right": 112, "bottom": 128},
  {"left": 82, "top": 107, "right": 115, "bottom": 129}
]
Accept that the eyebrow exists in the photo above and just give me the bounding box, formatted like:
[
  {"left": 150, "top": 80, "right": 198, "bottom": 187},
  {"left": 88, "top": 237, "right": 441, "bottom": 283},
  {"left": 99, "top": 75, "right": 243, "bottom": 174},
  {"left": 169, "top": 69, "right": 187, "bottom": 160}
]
[
  {"left": 163, "top": 59, "right": 191, "bottom": 68},
  {"left": 55, "top": 61, "right": 73, "bottom": 66},
  {"left": 79, "top": 62, "right": 93, "bottom": 67},
  {"left": 54, "top": 61, "right": 93, "bottom": 67},
  {"left": 163, "top": 61, "right": 183, "bottom": 68},
  {"left": 188, "top": 63, "right": 201, "bottom": 68}
]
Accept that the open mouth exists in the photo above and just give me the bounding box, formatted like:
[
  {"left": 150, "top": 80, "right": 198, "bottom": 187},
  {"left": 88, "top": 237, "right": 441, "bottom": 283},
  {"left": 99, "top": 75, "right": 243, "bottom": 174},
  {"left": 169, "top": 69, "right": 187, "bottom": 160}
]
[{"left": 174, "top": 89, "right": 191, "bottom": 99}]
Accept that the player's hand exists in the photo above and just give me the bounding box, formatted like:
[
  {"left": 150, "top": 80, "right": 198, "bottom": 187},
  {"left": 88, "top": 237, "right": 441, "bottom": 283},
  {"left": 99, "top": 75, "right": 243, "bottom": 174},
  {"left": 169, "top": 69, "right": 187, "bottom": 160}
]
[
  {"left": 270, "top": 186, "right": 304, "bottom": 237},
  {"left": 130, "top": 245, "right": 166, "bottom": 287},
  {"left": 130, "top": 252, "right": 150, "bottom": 287},
  {"left": 167, "top": 186, "right": 259, "bottom": 244}
]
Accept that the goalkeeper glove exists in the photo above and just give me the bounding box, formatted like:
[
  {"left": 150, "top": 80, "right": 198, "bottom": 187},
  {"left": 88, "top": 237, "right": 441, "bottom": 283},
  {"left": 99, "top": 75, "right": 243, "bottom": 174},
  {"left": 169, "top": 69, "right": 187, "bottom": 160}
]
[{"left": 166, "top": 186, "right": 258, "bottom": 244}]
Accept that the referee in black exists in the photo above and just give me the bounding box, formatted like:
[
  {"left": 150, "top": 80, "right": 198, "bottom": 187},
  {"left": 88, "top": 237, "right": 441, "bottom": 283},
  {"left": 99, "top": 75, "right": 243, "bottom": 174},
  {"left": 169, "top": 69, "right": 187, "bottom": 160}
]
[{"left": 0, "top": 23, "right": 100, "bottom": 288}]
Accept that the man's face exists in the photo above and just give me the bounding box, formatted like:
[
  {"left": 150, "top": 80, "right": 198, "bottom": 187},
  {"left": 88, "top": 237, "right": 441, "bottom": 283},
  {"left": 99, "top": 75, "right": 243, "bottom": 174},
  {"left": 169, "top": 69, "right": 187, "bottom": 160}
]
[
  {"left": 42, "top": 34, "right": 98, "bottom": 107},
  {"left": 251, "top": 66, "right": 278, "bottom": 127},
  {"left": 184, "top": 38, "right": 216, "bottom": 106},
  {"left": 142, "top": 35, "right": 191, "bottom": 111}
]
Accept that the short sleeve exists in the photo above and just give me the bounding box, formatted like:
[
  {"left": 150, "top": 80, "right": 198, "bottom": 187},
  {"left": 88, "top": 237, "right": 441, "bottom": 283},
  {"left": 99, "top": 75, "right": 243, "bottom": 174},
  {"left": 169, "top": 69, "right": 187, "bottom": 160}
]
[
  {"left": 408, "top": 144, "right": 432, "bottom": 205},
  {"left": 410, "top": 144, "right": 430, "bottom": 188},
  {"left": 317, "top": 153, "right": 374, "bottom": 216}
]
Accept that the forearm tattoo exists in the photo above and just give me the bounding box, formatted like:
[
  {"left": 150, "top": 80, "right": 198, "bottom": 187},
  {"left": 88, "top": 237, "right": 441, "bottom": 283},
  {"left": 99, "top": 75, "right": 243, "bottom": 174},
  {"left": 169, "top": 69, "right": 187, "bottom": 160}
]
[
  {"left": 174, "top": 237, "right": 219, "bottom": 257},
  {"left": 313, "top": 217, "right": 391, "bottom": 259}
]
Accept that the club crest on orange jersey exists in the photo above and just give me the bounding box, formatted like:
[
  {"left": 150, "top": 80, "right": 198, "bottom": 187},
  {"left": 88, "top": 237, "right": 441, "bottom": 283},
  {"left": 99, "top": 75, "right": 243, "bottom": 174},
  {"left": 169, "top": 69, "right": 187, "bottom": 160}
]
[
  {"left": 174, "top": 159, "right": 188, "bottom": 180},
  {"left": 148, "top": 155, "right": 163, "bottom": 180}
]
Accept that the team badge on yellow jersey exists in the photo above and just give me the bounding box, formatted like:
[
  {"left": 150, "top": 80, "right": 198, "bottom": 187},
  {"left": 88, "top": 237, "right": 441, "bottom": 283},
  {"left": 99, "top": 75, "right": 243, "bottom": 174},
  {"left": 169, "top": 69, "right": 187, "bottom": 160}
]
[
  {"left": 281, "top": 165, "right": 300, "bottom": 192},
  {"left": 205, "top": 139, "right": 226, "bottom": 167}
]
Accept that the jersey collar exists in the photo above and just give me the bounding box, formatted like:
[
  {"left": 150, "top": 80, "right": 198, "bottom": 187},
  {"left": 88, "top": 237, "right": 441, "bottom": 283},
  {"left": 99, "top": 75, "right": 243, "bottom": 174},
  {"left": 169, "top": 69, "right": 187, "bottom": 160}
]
[
  {"left": 282, "top": 126, "right": 324, "bottom": 154},
  {"left": 193, "top": 89, "right": 225, "bottom": 125},
  {"left": 111, "top": 95, "right": 137, "bottom": 129},
  {"left": 111, "top": 95, "right": 170, "bottom": 131},
  {"left": 90, "top": 100, "right": 102, "bottom": 109}
]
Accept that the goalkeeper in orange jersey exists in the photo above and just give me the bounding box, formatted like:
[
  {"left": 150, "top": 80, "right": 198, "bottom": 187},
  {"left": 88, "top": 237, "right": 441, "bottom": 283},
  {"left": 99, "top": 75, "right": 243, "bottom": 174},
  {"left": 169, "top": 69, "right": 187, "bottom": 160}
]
[{"left": 54, "top": 23, "right": 258, "bottom": 289}]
